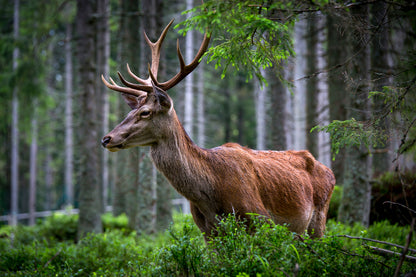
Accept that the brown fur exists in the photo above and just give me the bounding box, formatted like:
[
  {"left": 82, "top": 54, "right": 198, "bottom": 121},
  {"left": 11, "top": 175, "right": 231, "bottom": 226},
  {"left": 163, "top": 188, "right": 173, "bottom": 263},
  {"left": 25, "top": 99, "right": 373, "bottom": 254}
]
[
  {"left": 150, "top": 111, "right": 335, "bottom": 238},
  {"left": 103, "top": 84, "right": 335, "bottom": 240}
]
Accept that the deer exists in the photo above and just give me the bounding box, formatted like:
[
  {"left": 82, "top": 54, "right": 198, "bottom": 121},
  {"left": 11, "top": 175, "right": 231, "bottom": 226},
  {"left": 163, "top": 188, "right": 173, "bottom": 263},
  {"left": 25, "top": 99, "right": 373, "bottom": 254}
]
[{"left": 101, "top": 19, "right": 335, "bottom": 239}]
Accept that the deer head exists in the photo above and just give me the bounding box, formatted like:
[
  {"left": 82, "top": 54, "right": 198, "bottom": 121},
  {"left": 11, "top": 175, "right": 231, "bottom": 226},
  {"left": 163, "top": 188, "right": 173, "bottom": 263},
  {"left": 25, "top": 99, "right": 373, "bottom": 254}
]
[{"left": 101, "top": 19, "right": 210, "bottom": 152}]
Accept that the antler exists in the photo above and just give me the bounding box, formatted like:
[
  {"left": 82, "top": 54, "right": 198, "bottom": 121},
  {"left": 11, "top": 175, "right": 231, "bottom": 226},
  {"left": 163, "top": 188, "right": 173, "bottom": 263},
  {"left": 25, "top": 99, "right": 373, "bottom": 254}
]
[
  {"left": 102, "top": 19, "right": 211, "bottom": 97},
  {"left": 154, "top": 32, "right": 211, "bottom": 91}
]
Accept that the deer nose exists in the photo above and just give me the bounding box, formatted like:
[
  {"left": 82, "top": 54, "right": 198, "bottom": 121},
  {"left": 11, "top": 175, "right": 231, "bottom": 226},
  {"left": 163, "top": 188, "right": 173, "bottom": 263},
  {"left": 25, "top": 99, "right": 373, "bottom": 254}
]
[{"left": 101, "top": 136, "right": 112, "bottom": 147}]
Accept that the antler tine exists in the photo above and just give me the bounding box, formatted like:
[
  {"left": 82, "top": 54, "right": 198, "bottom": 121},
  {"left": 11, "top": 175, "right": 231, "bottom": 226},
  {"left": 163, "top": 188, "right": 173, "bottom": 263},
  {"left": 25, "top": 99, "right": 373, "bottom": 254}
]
[
  {"left": 101, "top": 75, "right": 148, "bottom": 97},
  {"left": 176, "top": 39, "right": 186, "bottom": 71},
  {"left": 158, "top": 32, "right": 211, "bottom": 91},
  {"left": 143, "top": 19, "right": 175, "bottom": 81},
  {"left": 117, "top": 71, "right": 153, "bottom": 92},
  {"left": 148, "top": 63, "right": 159, "bottom": 86},
  {"left": 126, "top": 64, "right": 148, "bottom": 85}
]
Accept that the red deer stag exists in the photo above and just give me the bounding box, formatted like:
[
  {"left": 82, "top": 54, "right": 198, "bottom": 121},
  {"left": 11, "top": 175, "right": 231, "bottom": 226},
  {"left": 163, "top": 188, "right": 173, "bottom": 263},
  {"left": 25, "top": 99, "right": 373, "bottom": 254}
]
[{"left": 101, "top": 20, "right": 335, "bottom": 239}]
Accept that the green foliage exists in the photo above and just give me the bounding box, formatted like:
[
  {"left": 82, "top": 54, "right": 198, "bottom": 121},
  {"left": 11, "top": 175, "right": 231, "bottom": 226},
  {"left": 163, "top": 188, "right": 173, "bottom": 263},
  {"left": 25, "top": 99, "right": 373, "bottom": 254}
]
[
  {"left": 40, "top": 212, "right": 78, "bottom": 242},
  {"left": 311, "top": 118, "right": 388, "bottom": 160},
  {"left": 206, "top": 214, "right": 296, "bottom": 276},
  {"left": 177, "top": 0, "right": 295, "bottom": 84},
  {"left": 372, "top": 83, "right": 416, "bottom": 158},
  {"left": 152, "top": 217, "right": 205, "bottom": 276},
  {"left": 102, "top": 212, "right": 132, "bottom": 234},
  {"left": 327, "top": 185, "right": 342, "bottom": 219},
  {"left": 152, "top": 214, "right": 414, "bottom": 276},
  {"left": 0, "top": 214, "right": 414, "bottom": 276}
]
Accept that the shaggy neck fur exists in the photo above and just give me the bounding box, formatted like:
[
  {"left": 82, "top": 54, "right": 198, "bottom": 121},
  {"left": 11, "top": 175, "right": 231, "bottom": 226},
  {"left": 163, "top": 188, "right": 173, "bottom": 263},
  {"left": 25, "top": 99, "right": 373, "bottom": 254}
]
[{"left": 150, "top": 111, "right": 214, "bottom": 202}]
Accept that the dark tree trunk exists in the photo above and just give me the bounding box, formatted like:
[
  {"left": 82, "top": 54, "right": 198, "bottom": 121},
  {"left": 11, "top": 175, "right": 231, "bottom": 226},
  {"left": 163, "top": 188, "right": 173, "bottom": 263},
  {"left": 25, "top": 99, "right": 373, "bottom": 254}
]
[
  {"left": 97, "top": 0, "right": 110, "bottom": 212},
  {"left": 305, "top": 13, "right": 319, "bottom": 158},
  {"left": 76, "top": 0, "right": 102, "bottom": 239},
  {"left": 371, "top": 2, "right": 392, "bottom": 177},
  {"left": 113, "top": 0, "right": 141, "bottom": 230},
  {"left": 268, "top": 66, "right": 287, "bottom": 150},
  {"left": 338, "top": 5, "right": 372, "bottom": 227},
  {"left": 65, "top": 22, "right": 74, "bottom": 207},
  {"left": 327, "top": 14, "right": 348, "bottom": 185},
  {"left": 10, "top": 0, "right": 20, "bottom": 227}
]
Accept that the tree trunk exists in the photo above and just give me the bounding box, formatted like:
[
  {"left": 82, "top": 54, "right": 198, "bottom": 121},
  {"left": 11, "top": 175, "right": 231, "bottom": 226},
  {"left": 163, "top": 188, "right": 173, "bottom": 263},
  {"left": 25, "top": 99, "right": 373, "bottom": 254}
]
[
  {"left": 97, "top": 0, "right": 110, "bottom": 211},
  {"left": 338, "top": 5, "right": 372, "bottom": 227},
  {"left": 255, "top": 68, "right": 266, "bottom": 150},
  {"left": 184, "top": 0, "right": 195, "bottom": 138},
  {"left": 150, "top": 166, "right": 157, "bottom": 233},
  {"left": 76, "top": 0, "right": 102, "bottom": 238},
  {"left": 315, "top": 15, "right": 331, "bottom": 167},
  {"left": 196, "top": 55, "right": 205, "bottom": 147},
  {"left": 29, "top": 99, "right": 38, "bottom": 226},
  {"left": 10, "top": 0, "right": 19, "bottom": 226},
  {"left": 305, "top": 14, "right": 318, "bottom": 157},
  {"left": 268, "top": 66, "right": 287, "bottom": 150},
  {"left": 138, "top": 0, "right": 170, "bottom": 234},
  {"left": 224, "top": 83, "right": 232, "bottom": 142},
  {"left": 293, "top": 15, "right": 307, "bottom": 150},
  {"left": 44, "top": 148, "right": 53, "bottom": 211},
  {"left": 112, "top": 0, "right": 141, "bottom": 230},
  {"left": 64, "top": 22, "right": 74, "bottom": 207},
  {"left": 371, "top": 2, "right": 392, "bottom": 177},
  {"left": 327, "top": 14, "right": 348, "bottom": 184}
]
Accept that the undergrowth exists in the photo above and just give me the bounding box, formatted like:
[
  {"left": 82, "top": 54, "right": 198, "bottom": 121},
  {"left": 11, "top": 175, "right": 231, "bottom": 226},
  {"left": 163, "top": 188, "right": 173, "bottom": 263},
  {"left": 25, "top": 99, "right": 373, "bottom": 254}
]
[{"left": 0, "top": 212, "right": 415, "bottom": 276}]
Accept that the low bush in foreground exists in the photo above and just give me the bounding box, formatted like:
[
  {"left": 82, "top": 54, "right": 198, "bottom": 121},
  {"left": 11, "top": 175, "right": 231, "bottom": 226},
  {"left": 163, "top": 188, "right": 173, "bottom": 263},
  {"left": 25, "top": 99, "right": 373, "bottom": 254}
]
[{"left": 0, "top": 213, "right": 415, "bottom": 276}]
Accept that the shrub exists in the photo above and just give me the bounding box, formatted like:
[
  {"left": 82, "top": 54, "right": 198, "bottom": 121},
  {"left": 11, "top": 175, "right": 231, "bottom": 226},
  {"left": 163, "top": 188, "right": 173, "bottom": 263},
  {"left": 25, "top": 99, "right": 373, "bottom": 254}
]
[
  {"left": 39, "top": 212, "right": 78, "bottom": 242},
  {"left": 101, "top": 212, "right": 133, "bottom": 234},
  {"left": 151, "top": 213, "right": 206, "bottom": 276},
  {"left": 206, "top": 214, "right": 297, "bottom": 276},
  {"left": 152, "top": 214, "right": 415, "bottom": 276},
  {"left": 1, "top": 213, "right": 414, "bottom": 276}
]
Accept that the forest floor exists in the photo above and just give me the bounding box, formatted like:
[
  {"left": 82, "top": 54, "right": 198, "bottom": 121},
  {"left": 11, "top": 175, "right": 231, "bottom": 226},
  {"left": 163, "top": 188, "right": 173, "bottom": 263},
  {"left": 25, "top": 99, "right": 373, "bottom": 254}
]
[{"left": 0, "top": 212, "right": 415, "bottom": 276}]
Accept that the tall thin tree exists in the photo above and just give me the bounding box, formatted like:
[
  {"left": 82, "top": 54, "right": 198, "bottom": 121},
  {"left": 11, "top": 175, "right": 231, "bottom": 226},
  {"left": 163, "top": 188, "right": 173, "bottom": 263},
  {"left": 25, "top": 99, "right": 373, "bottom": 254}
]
[
  {"left": 196, "top": 57, "right": 205, "bottom": 147},
  {"left": 10, "top": 0, "right": 20, "bottom": 226},
  {"left": 293, "top": 15, "right": 307, "bottom": 150},
  {"left": 29, "top": 99, "right": 38, "bottom": 226},
  {"left": 255, "top": 68, "right": 266, "bottom": 150},
  {"left": 184, "top": 0, "right": 195, "bottom": 138},
  {"left": 97, "top": 0, "right": 110, "bottom": 211},
  {"left": 305, "top": 13, "right": 319, "bottom": 157},
  {"left": 65, "top": 22, "right": 74, "bottom": 207}
]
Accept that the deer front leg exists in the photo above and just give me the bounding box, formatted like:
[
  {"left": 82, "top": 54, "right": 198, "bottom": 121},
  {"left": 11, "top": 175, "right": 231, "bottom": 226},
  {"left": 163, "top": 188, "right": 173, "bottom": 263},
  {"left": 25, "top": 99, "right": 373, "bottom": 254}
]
[{"left": 190, "top": 202, "right": 217, "bottom": 241}]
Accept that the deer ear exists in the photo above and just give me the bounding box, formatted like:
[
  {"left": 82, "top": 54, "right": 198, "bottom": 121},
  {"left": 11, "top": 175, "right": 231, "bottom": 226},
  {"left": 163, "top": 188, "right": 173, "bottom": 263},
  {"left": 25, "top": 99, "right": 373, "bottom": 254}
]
[
  {"left": 122, "top": 93, "right": 141, "bottom": 109},
  {"left": 152, "top": 82, "right": 172, "bottom": 111}
]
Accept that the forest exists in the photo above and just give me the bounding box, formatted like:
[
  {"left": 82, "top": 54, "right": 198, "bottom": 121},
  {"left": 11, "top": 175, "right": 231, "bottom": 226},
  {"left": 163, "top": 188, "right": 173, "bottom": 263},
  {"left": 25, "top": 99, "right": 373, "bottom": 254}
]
[{"left": 1, "top": 0, "right": 416, "bottom": 275}]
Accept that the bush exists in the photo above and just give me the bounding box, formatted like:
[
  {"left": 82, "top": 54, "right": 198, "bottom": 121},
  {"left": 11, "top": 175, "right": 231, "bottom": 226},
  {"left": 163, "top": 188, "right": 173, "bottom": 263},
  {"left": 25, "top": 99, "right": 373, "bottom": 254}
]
[
  {"left": 151, "top": 213, "right": 205, "bottom": 276},
  {"left": 0, "top": 213, "right": 414, "bottom": 276},
  {"left": 102, "top": 212, "right": 132, "bottom": 234},
  {"left": 152, "top": 215, "right": 414, "bottom": 276},
  {"left": 40, "top": 212, "right": 78, "bottom": 242}
]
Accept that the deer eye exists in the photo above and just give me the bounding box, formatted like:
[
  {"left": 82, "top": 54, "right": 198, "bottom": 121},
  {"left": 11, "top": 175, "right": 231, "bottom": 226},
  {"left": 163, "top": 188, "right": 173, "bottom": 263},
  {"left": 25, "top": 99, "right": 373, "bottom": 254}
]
[{"left": 140, "top": 110, "right": 151, "bottom": 118}]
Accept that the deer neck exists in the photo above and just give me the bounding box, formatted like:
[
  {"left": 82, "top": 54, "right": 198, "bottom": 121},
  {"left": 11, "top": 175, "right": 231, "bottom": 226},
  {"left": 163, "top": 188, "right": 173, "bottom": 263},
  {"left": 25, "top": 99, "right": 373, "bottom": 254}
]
[{"left": 150, "top": 111, "right": 212, "bottom": 201}]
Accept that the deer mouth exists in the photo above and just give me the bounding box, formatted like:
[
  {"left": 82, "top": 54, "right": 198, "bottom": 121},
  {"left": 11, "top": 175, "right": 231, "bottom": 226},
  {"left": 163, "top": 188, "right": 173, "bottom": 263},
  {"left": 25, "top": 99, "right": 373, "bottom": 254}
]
[{"left": 107, "top": 144, "right": 123, "bottom": 152}]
